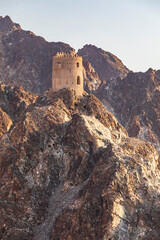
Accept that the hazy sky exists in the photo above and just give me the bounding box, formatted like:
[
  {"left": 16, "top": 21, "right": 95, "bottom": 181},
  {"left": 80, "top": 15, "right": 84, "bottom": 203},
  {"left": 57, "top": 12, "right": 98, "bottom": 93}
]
[{"left": 1, "top": 0, "right": 160, "bottom": 72}]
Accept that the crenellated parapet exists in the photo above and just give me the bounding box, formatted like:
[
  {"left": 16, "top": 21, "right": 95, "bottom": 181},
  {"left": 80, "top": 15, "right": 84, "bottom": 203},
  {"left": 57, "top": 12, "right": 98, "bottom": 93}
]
[{"left": 55, "top": 51, "right": 79, "bottom": 58}]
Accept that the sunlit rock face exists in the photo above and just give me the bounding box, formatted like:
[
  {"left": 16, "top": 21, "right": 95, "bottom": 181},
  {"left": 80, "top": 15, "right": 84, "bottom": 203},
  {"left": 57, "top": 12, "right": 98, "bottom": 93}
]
[
  {"left": 0, "top": 82, "right": 37, "bottom": 122},
  {"left": 0, "top": 82, "right": 37, "bottom": 139},
  {"left": 78, "top": 44, "right": 129, "bottom": 83},
  {"left": 0, "top": 86, "right": 159, "bottom": 240},
  {"left": 0, "top": 108, "right": 12, "bottom": 138},
  {"left": 96, "top": 68, "right": 160, "bottom": 155},
  {"left": 0, "top": 16, "right": 74, "bottom": 94},
  {"left": 83, "top": 59, "right": 101, "bottom": 93}
]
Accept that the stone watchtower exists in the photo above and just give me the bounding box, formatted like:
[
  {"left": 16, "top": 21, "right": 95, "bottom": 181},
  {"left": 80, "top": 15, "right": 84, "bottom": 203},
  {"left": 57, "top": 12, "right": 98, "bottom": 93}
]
[{"left": 52, "top": 51, "right": 83, "bottom": 95}]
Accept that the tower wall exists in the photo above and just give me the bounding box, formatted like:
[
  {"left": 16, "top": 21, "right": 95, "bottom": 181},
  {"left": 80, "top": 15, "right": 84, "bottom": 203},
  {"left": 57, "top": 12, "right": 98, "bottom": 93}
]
[{"left": 52, "top": 53, "right": 83, "bottom": 95}]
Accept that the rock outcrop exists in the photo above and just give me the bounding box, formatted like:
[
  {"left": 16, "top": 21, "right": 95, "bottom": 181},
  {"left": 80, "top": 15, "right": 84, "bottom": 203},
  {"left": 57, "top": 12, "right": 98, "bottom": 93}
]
[
  {"left": 0, "top": 82, "right": 37, "bottom": 139},
  {"left": 96, "top": 68, "right": 160, "bottom": 155},
  {"left": 83, "top": 59, "right": 101, "bottom": 93},
  {"left": 78, "top": 44, "right": 129, "bottom": 83},
  {"left": 0, "top": 86, "right": 159, "bottom": 240},
  {"left": 0, "top": 15, "right": 21, "bottom": 32},
  {"left": 0, "top": 108, "right": 12, "bottom": 138},
  {"left": 0, "top": 82, "right": 37, "bottom": 122}
]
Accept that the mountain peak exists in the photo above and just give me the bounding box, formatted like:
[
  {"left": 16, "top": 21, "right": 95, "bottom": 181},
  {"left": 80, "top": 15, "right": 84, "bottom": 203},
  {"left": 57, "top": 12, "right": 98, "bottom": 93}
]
[
  {"left": 146, "top": 67, "right": 155, "bottom": 75},
  {"left": 0, "top": 15, "right": 21, "bottom": 32},
  {"left": 78, "top": 44, "right": 129, "bottom": 82}
]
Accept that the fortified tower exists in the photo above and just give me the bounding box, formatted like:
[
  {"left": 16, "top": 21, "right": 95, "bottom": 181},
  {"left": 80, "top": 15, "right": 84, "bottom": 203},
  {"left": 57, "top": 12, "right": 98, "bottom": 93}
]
[{"left": 52, "top": 51, "right": 83, "bottom": 95}]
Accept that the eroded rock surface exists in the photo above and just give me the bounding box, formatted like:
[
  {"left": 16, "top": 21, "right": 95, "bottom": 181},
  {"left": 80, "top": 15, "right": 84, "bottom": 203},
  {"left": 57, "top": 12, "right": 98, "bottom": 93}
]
[
  {"left": 0, "top": 15, "right": 21, "bottom": 32},
  {"left": 78, "top": 44, "right": 129, "bottom": 83},
  {"left": 0, "top": 16, "right": 74, "bottom": 94},
  {"left": 83, "top": 59, "right": 101, "bottom": 93},
  {"left": 96, "top": 68, "right": 160, "bottom": 155},
  {"left": 0, "top": 82, "right": 37, "bottom": 139},
  {"left": 0, "top": 87, "right": 159, "bottom": 240},
  {"left": 0, "top": 82, "right": 37, "bottom": 122},
  {"left": 0, "top": 108, "right": 12, "bottom": 138}
]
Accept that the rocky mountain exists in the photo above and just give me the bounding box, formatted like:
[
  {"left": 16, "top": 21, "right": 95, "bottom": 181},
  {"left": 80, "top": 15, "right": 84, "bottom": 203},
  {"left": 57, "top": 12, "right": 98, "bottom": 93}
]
[
  {"left": 96, "top": 68, "right": 160, "bottom": 154},
  {"left": 0, "top": 16, "right": 74, "bottom": 94},
  {"left": 0, "top": 85, "right": 160, "bottom": 240},
  {"left": 78, "top": 44, "right": 129, "bottom": 83},
  {"left": 0, "top": 16, "right": 160, "bottom": 239},
  {"left": 0, "top": 82, "right": 37, "bottom": 138},
  {"left": 83, "top": 59, "right": 101, "bottom": 93},
  {"left": 0, "top": 16, "right": 130, "bottom": 95},
  {"left": 0, "top": 16, "right": 21, "bottom": 32}
]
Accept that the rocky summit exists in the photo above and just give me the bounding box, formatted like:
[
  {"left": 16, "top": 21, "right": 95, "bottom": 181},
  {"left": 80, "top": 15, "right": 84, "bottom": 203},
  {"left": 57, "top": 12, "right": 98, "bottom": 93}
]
[
  {"left": 0, "top": 85, "right": 159, "bottom": 240},
  {"left": 0, "top": 15, "right": 21, "bottom": 32}
]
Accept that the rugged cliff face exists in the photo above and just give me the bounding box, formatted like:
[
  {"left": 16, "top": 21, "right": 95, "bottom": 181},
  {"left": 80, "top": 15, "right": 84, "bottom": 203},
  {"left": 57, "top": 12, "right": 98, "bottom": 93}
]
[
  {"left": 0, "top": 82, "right": 37, "bottom": 138},
  {"left": 78, "top": 44, "right": 129, "bottom": 83},
  {"left": 0, "top": 82, "right": 37, "bottom": 121},
  {"left": 96, "top": 68, "right": 160, "bottom": 154},
  {"left": 83, "top": 59, "right": 101, "bottom": 93},
  {"left": 0, "top": 85, "right": 160, "bottom": 240}
]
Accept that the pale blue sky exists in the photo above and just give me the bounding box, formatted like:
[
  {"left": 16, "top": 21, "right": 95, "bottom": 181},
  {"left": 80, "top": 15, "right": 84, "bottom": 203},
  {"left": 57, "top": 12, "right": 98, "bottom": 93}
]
[{"left": 1, "top": 0, "right": 160, "bottom": 72}]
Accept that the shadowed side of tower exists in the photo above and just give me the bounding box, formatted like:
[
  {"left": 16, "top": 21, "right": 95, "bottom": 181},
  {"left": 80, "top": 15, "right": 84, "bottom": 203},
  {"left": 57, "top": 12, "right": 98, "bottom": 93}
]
[{"left": 52, "top": 52, "right": 84, "bottom": 95}]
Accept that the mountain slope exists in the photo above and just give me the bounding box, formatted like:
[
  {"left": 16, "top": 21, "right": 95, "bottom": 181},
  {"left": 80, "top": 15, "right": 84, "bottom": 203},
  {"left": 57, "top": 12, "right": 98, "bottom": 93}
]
[
  {"left": 78, "top": 44, "right": 129, "bottom": 83},
  {"left": 83, "top": 59, "right": 101, "bottom": 93},
  {"left": 0, "top": 82, "right": 37, "bottom": 122},
  {"left": 0, "top": 16, "right": 130, "bottom": 95},
  {"left": 96, "top": 68, "right": 160, "bottom": 154},
  {"left": 0, "top": 86, "right": 159, "bottom": 240},
  {"left": 0, "top": 16, "right": 74, "bottom": 94}
]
